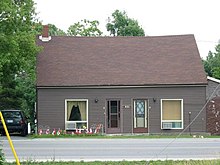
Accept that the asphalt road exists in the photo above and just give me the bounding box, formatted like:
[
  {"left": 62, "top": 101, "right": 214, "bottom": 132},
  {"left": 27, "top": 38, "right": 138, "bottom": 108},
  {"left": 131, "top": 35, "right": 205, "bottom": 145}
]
[{"left": 1, "top": 136, "right": 220, "bottom": 162}]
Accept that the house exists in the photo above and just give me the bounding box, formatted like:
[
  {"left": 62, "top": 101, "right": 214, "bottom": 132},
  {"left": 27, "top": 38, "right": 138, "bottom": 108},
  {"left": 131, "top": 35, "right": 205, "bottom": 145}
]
[
  {"left": 206, "top": 76, "right": 220, "bottom": 135},
  {"left": 36, "top": 26, "right": 207, "bottom": 134}
]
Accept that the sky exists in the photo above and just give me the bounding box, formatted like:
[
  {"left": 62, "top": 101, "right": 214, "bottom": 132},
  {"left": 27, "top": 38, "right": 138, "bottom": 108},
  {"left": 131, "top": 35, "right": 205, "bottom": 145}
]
[{"left": 34, "top": 0, "right": 220, "bottom": 59}]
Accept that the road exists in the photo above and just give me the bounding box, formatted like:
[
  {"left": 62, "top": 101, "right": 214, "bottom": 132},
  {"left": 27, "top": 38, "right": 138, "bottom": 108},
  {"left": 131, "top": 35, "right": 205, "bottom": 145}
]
[{"left": 1, "top": 136, "right": 220, "bottom": 162}]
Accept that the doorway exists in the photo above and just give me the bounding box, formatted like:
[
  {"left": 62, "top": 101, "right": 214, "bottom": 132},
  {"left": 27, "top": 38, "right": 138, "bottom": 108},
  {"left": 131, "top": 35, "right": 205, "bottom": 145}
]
[
  {"left": 106, "top": 100, "right": 121, "bottom": 134},
  {"left": 133, "top": 99, "right": 148, "bottom": 133}
]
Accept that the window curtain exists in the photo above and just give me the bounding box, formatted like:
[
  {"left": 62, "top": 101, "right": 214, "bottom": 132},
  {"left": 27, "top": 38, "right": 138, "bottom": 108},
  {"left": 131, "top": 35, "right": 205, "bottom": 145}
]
[{"left": 67, "top": 101, "right": 87, "bottom": 121}]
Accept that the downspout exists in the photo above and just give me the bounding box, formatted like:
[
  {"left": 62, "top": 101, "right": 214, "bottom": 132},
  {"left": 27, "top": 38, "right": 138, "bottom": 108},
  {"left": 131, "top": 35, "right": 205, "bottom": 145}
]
[
  {"left": 35, "top": 87, "right": 38, "bottom": 134},
  {"left": 131, "top": 99, "right": 134, "bottom": 134}
]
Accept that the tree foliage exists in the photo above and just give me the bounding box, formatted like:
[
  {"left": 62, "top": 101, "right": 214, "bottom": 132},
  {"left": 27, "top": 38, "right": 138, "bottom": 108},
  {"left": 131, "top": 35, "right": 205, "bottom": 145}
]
[
  {"left": 0, "top": 0, "right": 39, "bottom": 124},
  {"left": 106, "top": 10, "right": 145, "bottom": 36},
  {"left": 67, "top": 19, "right": 102, "bottom": 36},
  {"left": 34, "top": 23, "right": 66, "bottom": 36},
  {"left": 203, "top": 44, "right": 220, "bottom": 79},
  {"left": 48, "top": 24, "right": 66, "bottom": 36}
]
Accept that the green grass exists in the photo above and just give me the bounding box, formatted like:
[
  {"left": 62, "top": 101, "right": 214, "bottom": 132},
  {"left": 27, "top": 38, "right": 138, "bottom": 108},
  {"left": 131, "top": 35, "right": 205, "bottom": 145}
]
[
  {"left": 29, "top": 133, "right": 218, "bottom": 139},
  {"left": 4, "top": 160, "right": 220, "bottom": 165}
]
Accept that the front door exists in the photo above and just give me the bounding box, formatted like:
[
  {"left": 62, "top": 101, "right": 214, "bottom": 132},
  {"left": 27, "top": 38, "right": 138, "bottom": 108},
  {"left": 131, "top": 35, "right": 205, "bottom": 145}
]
[
  {"left": 133, "top": 99, "right": 148, "bottom": 133},
  {"left": 106, "top": 100, "right": 121, "bottom": 134}
]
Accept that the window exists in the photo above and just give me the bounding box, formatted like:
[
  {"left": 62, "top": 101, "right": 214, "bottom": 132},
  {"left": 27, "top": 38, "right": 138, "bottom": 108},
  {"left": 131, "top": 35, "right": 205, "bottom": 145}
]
[
  {"left": 65, "top": 99, "right": 88, "bottom": 130},
  {"left": 161, "top": 99, "right": 183, "bottom": 129}
]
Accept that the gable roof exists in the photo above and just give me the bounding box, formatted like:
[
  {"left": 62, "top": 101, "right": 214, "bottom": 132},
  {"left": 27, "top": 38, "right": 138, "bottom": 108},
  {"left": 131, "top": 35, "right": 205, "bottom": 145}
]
[{"left": 37, "top": 34, "right": 207, "bottom": 87}]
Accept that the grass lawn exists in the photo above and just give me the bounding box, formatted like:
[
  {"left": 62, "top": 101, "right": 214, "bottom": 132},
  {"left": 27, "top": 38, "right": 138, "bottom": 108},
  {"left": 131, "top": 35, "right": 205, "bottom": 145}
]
[
  {"left": 29, "top": 133, "right": 218, "bottom": 139},
  {"left": 4, "top": 160, "right": 220, "bottom": 165}
]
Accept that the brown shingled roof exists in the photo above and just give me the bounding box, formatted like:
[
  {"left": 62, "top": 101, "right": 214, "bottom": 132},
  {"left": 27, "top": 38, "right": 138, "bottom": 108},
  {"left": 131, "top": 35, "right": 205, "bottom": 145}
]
[{"left": 36, "top": 35, "right": 207, "bottom": 87}]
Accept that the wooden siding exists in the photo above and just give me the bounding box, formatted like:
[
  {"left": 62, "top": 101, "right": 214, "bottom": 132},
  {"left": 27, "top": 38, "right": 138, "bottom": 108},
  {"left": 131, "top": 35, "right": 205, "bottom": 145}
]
[
  {"left": 206, "top": 80, "right": 220, "bottom": 100},
  {"left": 37, "top": 86, "right": 206, "bottom": 134}
]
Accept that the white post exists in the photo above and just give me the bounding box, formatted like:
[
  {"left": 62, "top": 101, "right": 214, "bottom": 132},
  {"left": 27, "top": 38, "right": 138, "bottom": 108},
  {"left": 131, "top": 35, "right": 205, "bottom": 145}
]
[{"left": 28, "top": 123, "right": 31, "bottom": 134}]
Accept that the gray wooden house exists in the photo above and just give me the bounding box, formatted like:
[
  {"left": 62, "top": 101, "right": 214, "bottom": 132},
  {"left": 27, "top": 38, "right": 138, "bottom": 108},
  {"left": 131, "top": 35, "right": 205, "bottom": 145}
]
[{"left": 36, "top": 27, "right": 207, "bottom": 134}]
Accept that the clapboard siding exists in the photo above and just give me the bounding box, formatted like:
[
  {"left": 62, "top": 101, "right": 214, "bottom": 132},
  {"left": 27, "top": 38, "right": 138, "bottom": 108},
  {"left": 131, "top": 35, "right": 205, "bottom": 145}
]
[
  {"left": 37, "top": 86, "right": 206, "bottom": 133},
  {"left": 206, "top": 80, "right": 220, "bottom": 99}
]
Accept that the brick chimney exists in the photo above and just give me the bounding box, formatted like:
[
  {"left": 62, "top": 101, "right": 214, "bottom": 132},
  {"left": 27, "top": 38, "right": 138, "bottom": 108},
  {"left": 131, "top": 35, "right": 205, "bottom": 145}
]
[{"left": 39, "top": 25, "right": 51, "bottom": 42}]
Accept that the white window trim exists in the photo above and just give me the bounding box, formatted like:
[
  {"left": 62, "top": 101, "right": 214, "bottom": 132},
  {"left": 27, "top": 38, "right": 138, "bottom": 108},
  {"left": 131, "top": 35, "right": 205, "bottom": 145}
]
[
  {"left": 161, "top": 99, "right": 183, "bottom": 129},
  {"left": 65, "top": 99, "right": 88, "bottom": 130}
]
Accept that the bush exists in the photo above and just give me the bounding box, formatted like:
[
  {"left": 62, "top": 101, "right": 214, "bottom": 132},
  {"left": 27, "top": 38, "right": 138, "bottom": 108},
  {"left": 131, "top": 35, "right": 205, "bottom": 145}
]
[{"left": 0, "top": 147, "right": 4, "bottom": 165}]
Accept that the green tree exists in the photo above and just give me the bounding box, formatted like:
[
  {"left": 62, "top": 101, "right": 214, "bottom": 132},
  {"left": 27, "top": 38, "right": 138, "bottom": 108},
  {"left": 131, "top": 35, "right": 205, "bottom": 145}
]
[
  {"left": 34, "top": 23, "right": 66, "bottom": 36},
  {"left": 203, "top": 44, "right": 220, "bottom": 79},
  {"left": 203, "top": 51, "right": 213, "bottom": 77},
  {"left": 106, "top": 10, "right": 145, "bottom": 36},
  {"left": 48, "top": 24, "right": 66, "bottom": 36},
  {"left": 0, "top": 0, "right": 39, "bottom": 124},
  {"left": 67, "top": 19, "right": 102, "bottom": 36}
]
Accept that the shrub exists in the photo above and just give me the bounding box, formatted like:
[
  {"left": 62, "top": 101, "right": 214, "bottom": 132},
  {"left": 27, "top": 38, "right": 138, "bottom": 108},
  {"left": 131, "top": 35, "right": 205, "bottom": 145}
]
[{"left": 0, "top": 147, "right": 5, "bottom": 165}]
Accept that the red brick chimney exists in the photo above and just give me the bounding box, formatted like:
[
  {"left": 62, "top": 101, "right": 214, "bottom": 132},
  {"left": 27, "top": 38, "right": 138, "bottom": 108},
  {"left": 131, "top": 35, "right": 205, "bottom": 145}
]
[
  {"left": 42, "top": 25, "right": 49, "bottom": 38},
  {"left": 39, "top": 25, "right": 51, "bottom": 42}
]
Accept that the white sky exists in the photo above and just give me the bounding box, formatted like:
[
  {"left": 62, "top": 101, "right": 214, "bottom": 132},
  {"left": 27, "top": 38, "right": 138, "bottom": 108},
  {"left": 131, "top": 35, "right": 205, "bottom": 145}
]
[{"left": 34, "top": 0, "right": 220, "bottom": 59}]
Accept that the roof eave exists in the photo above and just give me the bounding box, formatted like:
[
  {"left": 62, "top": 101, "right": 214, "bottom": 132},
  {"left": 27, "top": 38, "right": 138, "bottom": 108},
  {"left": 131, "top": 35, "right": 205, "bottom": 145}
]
[{"left": 36, "top": 83, "right": 207, "bottom": 89}]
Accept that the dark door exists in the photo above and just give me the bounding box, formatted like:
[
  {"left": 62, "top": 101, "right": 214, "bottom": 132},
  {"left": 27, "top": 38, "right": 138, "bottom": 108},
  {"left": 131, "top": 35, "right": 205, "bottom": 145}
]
[
  {"left": 133, "top": 99, "right": 148, "bottom": 133},
  {"left": 106, "top": 100, "right": 121, "bottom": 134}
]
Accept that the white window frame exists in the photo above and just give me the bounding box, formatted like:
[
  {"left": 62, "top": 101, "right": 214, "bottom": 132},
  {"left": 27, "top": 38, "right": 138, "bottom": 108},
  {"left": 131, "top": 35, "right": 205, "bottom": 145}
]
[
  {"left": 161, "top": 99, "right": 183, "bottom": 129},
  {"left": 65, "top": 99, "right": 88, "bottom": 130}
]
